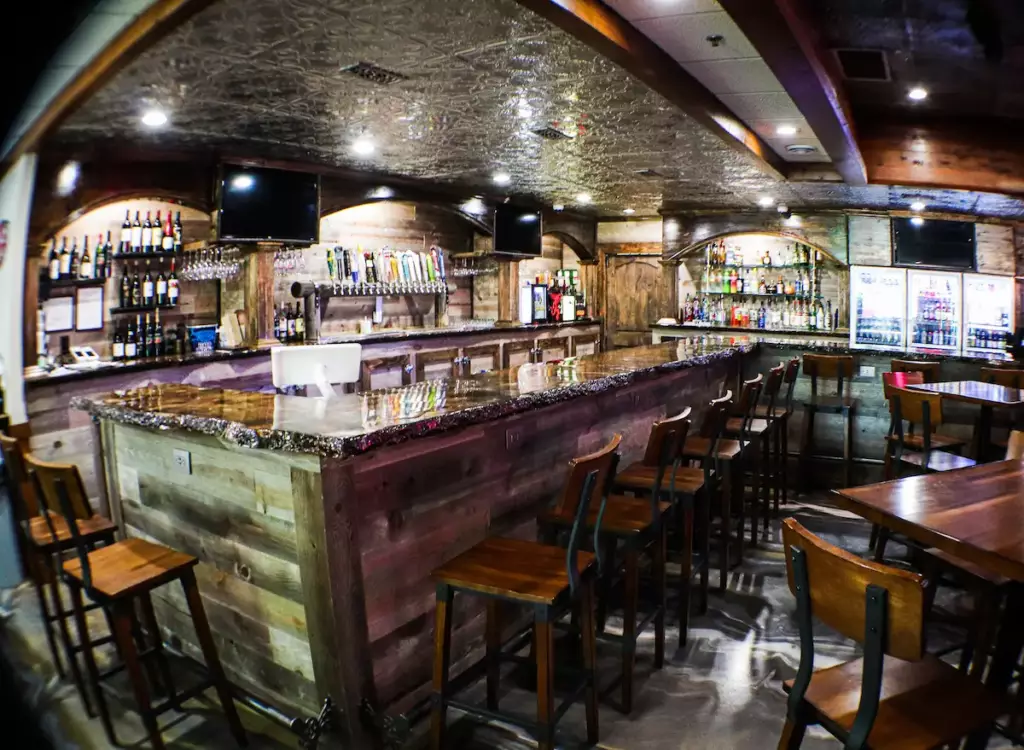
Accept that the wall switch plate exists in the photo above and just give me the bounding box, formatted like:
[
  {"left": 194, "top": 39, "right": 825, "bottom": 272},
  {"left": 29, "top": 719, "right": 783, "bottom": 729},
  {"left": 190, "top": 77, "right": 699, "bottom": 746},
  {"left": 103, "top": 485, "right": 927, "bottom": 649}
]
[
  {"left": 859, "top": 365, "right": 876, "bottom": 377},
  {"left": 505, "top": 428, "right": 521, "bottom": 451},
  {"left": 172, "top": 449, "right": 192, "bottom": 475}
]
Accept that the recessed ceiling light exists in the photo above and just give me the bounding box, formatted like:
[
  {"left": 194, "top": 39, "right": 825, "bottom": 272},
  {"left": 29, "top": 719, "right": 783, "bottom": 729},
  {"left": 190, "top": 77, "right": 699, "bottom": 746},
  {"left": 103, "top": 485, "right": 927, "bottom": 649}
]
[
  {"left": 56, "top": 161, "right": 80, "bottom": 196},
  {"left": 775, "top": 124, "right": 797, "bottom": 136},
  {"left": 463, "top": 198, "right": 487, "bottom": 214},
  {"left": 370, "top": 186, "right": 394, "bottom": 199},
  {"left": 757, "top": 196, "right": 775, "bottom": 207},
  {"left": 911, "top": 216, "right": 925, "bottom": 226},
  {"left": 784, "top": 215, "right": 802, "bottom": 228},
  {"left": 910, "top": 201, "right": 926, "bottom": 212},
  {"left": 908, "top": 87, "right": 928, "bottom": 101},
  {"left": 492, "top": 172, "right": 511, "bottom": 185},
  {"left": 230, "top": 174, "right": 255, "bottom": 191},
  {"left": 352, "top": 138, "right": 375, "bottom": 156},
  {"left": 552, "top": 204, "right": 564, "bottom": 212},
  {"left": 576, "top": 193, "right": 592, "bottom": 204},
  {"left": 517, "top": 102, "right": 532, "bottom": 119},
  {"left": 623, "top": 208, "right": 635, "bottom": 215},
  {"left": 140, "top": 109, "right": 167, "bottom": 128},
  {"left": 776, "top": 203, "right": 789, "bottom": 214}
]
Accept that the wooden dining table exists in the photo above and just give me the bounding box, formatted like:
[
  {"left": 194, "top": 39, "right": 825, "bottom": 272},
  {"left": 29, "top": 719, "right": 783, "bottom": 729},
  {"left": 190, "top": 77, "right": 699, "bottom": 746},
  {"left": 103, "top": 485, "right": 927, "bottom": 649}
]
[
  {"left": 908, "top": 380, "right": 1024, "bottom": 460},
  {"left": 834, "top": 460, "right": 1024, "bottom": 749}
]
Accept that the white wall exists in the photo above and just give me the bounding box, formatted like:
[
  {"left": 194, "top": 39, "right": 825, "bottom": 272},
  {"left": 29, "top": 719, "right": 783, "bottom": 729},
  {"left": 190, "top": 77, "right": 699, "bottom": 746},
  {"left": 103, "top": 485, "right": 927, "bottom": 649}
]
[{"left": 0, "top": 154, "right": 39, "bottom": 425}]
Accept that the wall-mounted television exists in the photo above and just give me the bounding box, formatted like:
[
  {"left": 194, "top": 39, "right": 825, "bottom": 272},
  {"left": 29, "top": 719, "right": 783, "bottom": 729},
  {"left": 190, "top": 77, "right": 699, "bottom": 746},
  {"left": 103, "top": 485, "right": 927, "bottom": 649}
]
[
  {"left": 893, "top": 217, "right": 975, "bottom": 270},
  {"left": 493, "top": 205, "right": 542, "bottom": 256},
  {"left": 217, "top": 164, "right": 320, "bottom": 244}
]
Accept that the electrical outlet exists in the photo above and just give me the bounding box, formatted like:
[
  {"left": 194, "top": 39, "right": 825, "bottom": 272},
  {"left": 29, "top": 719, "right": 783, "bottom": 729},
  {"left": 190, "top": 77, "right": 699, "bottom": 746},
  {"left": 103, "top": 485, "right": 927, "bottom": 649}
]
[
  {"left": 859, "top": 365, "right": 876, "bottom": 378},
  {"left": 505, "top": 429, "right": 521, "bottom": 450},
  {"left": 172, "top": 449, "right": 192, "bottom": 475}
]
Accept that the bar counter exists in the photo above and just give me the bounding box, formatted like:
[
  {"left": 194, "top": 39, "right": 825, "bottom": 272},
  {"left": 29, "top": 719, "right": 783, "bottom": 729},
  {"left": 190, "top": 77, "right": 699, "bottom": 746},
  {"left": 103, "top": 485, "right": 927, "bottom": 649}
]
[{"left": 72, "top": 339, "right": 744, "bottom": 744}]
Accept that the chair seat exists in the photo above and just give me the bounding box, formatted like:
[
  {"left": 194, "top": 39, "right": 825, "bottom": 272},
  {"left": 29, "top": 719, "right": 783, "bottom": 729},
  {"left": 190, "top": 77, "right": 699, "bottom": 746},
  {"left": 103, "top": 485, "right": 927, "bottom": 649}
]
[
  {"left": 900, "top": 450, "right": 977, "bottom": 472},
  {"left": 924, "top": 547, "right": 1009, "bottom": 586},
  {"left": 29, "top": 514, "right": 116, "bottom": 548},
  {"left": 682, "top": 436, "right": 742, "bottom": 460},
  {"left": 785, "top": 654, "right": 1009, "bottom": 750},
  {"left": 63, "top": 537, "right": 197, "bottom": 599},
  {"left": 884, "top": 433, "right": 968, "bottom": 451},
  {"left": 724, "top": 417, "right": 772, "bottom": 435},
  {"left": 753, "top": 404, "right": 789, "bottom": 420},
  {"left": 804, "top": 394, "right": 858, "bottom": 413},
  {"left": 539, "top": 495, "right": 672, "bottom": 536},
  {"left": 614, "top": 462, "right": 707, "bottom": 495},
  {"left": 432, "top": 537, "right": 595, "bottom": 605}
]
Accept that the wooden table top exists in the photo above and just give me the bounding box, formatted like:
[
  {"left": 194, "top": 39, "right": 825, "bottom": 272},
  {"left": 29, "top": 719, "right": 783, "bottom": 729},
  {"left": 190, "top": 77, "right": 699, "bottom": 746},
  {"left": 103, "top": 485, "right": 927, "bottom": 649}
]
[
  {"left": 833, "top": 460, "right": 1024, "bottom": 582},
  {"left": 907, "top": 380, "right": 1024, "bottom": 407}
]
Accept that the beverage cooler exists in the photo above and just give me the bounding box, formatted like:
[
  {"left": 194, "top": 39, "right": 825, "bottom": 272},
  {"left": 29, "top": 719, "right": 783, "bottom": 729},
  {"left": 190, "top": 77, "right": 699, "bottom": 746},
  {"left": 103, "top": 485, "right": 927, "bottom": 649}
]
[
  {"left": 963, "top": 273, "right": 1014, "bottom": 354},
  {"left": 850, "top": 266, "right": 907, "bottom": 350},
  {"left": 907, "top": 270, "right": 961, "bottom": 353}
]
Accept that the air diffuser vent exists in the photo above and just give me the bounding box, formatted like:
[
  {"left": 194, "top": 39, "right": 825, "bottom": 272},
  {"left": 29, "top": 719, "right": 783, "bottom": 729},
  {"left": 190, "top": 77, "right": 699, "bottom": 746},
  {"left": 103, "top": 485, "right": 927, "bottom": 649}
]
[
  {"left": 532, "top": 126, "right": 574, "bottom": 141},
  {"left": 786, "top": 144, "right": 819, "bottom": 155},
  {"left": 634, "top": 168, "right": 664, "bottom": 178},
  {"left": 342, "top": 61, "right": 407, "bottom": 85},
  {"left": 833, "top": 49, "right": 890, "bottom": 81}
]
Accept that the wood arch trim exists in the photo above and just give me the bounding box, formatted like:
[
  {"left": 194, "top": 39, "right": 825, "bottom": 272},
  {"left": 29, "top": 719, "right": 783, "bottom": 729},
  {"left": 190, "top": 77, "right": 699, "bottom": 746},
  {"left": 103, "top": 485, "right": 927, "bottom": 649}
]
[
  {"left": 37, "top": 192, "right": 211, "bottom": 247},
  {"left": 543, "top": 231, "right": 595, "bottom": 262},
  {"left": 319, "top": 198, "right": 493, "bottom": 236},
  {"left": 669, "top": 230, "right": 846, "bottom": 266}
]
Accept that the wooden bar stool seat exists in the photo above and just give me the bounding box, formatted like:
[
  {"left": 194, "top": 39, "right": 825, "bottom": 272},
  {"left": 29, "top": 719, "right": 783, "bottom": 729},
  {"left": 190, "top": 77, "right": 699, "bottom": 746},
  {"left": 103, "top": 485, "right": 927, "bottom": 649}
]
[
  {"left": 25, "top": 454, "right": 246, "bottom": 750},
  {"left": 430, "top": 436, "right": 619, "bottom": 750},
  {"left": 682, "top": 435, "right": 742, "bottom": 459},
  {"left": 28, "top": 514, "right": 116, "bottom": 549},
  {"left": 539, "top": 496, "right": 672, "bottom": 537},
  {"left": 614, "top": 464, "right": 707, "bottom": 496},
  {"left": 776, "top": 518, "right": 1009, "bottom": 750},
  {"left": 800, "top": 354, "right": 858, "bottom": 488}
]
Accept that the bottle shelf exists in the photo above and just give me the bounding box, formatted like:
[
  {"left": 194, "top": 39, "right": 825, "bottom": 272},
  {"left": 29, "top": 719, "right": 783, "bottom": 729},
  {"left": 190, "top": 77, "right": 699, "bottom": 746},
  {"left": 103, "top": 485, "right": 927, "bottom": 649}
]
[
  {"left": 291, "top": 280, "right": 448, "bottom": 298},
  {"left": 703, "top": 291, "right": 812, "bottom": 299},
  {"left": 46, "top": 277, "right": 108, "bottom": 288},
  {"left": 110, "top": 304, "right": 179, "bottom": 314},
  {"left": 705, "top": 263, "right": 812, "bottom": 270},
  {"left": 112, "top": 251, "right": 180, "bottom": 260}
]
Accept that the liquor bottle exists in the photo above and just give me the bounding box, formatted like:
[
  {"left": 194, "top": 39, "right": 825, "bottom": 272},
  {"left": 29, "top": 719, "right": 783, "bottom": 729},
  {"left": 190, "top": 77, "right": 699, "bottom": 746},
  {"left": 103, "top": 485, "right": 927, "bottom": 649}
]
[
  {"left": 162, "top": 212, "right": 174, "bottom": 251},
  {"left": 167, "top": 260, "right": 179, "bottom": 305},
  {"left": 142, "top": 211, "right": 153, "bottom": 252},
  {"left": 153, "top": 310, "right": 163, "bottom": 356},
  {"left": 112, "top": 327, "right": 125, "bottom": 360},
  {"left": 79, "top": 237, "right": 93, "bottom": 279},
  {"left": 130, "top": 211, "right": 142, "bottom": 252},
  {"left": 58, "top": 236, "right": 72, "bottom": 278},
  {"left": 173, "top": 211, "right": 183, "bottom": 252},
  {"left": 125, "top": 319, "right": 138, "bottom": 358},
  {"left": 156, "top": 265, "right": 168, "bottom": 305},
  {"left": 120, "top": 210, "right": 132, "bottom": 253},
  {"left": 95, "top": 233, "right": 107, "bottom": 279},
  {"left": 120, "top": 270, "right": 130, "bottom": 307},
  {"left": 141, "top": 314, "right": 151, "bottom": 356},
  {"left": 131, "top": 270, "right": 141, "bottom": 307},
  {"left": 286, "top": 303, "right": 297, "bottom": 342},
  {"left": 153, "top": 211, "right": 164, "bottom": 251},
  {"left": 576, "top": 288, "right": 586, "bottom": 320},
  {"left": 69, "top": 238, "right": 81, "bottom": 278},
  {"left": 47, "top": 239, "right": 60, "bottom": 280},
  {"left": 142, "top": 262, "right": 155, "bottom": 305},
  {"left": 273, "top": 305, "right": 281, "bottom": 341},
  {"left": 295, "top": 300, "right": 305, "bottom": 341}
]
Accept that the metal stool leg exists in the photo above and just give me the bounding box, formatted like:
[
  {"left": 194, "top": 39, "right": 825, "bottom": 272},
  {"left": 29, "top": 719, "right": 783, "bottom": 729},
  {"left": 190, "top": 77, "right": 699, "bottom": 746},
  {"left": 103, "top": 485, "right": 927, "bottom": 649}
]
[{"left": 430, "top": 584, "right": 454, "bottom": 750}]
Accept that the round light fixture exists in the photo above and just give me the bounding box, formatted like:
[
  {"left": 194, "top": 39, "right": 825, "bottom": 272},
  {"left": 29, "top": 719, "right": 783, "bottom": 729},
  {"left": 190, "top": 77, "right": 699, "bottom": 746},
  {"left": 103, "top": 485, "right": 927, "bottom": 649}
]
[
  {"left": 623, "top": 208, "right": 635, "bottom": 215},
  {"left": 777, "top": 203, "right": 789, "bottom": 214},
  {"left": 786, "top": 144, "right": 818, "bottom": 154},
  {"left": 911, "top": 216, "right": 925, "bottom": 227},
  {"left": 757, "top": 196, "right": 775, "bottom": 207},
  {"left": 141, "top": 109, "right": 168, "bottom": 128},
  {"left": 552, "top": 203, "right": 565, "bottom": 212},
  {"left": 908, "top": 87, "right": 928, "bottom": 101},
  {"left": 463, "top": 198, "right": 487, "bottom": 215},
  {"left": 492, "top": 172, "right": 511, "bottom": 185},
  {"left": 56, "top": 161, "right": 80, "bottom": 196},
  {"left": 230, "top": 174, "right": 255, "bottom": 191},
  {"left": 351, "top": 138, "right": 375, "bottom": 156},
  {"left": 784, "top": 215, "right": 802, "bottom": 228},
  {"left": 775, "top": 124, "right": 797, "bottom": 136},
  {"left": 370, "top": 186, "right": 394, "bottom": 199},
  {"left": 910, "top": 201, "right": 926, "bottom": 212},
  {"left": 576, "top": 193, "right": 592, "bottom": 204}
]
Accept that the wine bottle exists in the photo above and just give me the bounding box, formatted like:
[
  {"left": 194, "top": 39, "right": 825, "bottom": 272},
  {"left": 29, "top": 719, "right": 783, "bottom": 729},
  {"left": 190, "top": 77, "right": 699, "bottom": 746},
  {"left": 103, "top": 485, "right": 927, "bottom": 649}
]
[
  {"left": 141, "top": 314, "right": 151, "bottom": 357},
  {"left": 286, "top": 303, "right": 297, "bottom": 342},
  {"left": 125, "top": 320, "right": 138, "bottom": 358},
  {"left": 79, "top": 237, "right": 93, "bottom": 279},
  {"left": 131, "top": 271, "right": 141, "bottom": 307},
  {"left": 156, "top": 265, "right": 168, "bottom": 305},
  {"left": 95, "top": 234, "right": 107, "bottom": 279},
  {"left": 273, "top": 305, "right": 281, "bottom": 341},
  {"left": 173, "top": 211, "right": 183, "bottom": 252},
  {"left": 162, "top": 212, "right": 174, "bottom": 251},
  {"left": 120, "top": 270, "right": 130, "bottom": 307},
  {"left": 130, "top": 211, "right": 142, "bottom": 252},
  {"left": 47, "top": 239, "right": 60, "bottom": 280},
  {"left": 120, "top": 210, "right": 132, "bottom": 253},
  {"left": 69, "top": 238, "right": 81, "bottom": 278},
  {"left": 142, "top": 262, "right": 155, "bottom": 305},
  {"left": 153, "top": 211, "right": 164, "bottom": 251},
  {"left": 295, "top": 300, "right": 305, "bottom": 341},
  {"left": 167, "top": 259, "right": 179, "bottom": 305},
  {"left": 153, "top": 310, "right": 163, "bottom": 356},
  {"left": 58, "top": 236, "right": 72, "bottom": 278},
  {"left": 112, "top": 327, "right": 125, "bottom": 360},
  {"left": 142, "top": 211, "right": 153, "bottom": 253}
]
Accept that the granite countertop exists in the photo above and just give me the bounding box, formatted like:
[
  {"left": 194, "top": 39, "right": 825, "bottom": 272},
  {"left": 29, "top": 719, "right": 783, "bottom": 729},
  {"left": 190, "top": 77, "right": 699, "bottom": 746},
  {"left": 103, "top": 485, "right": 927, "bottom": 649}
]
[
  {"left": 25, "top": 318, "right": 600, "bottom": 388},
  {"left": 72, "top": 338, "right": 749, "bottom": 458}
]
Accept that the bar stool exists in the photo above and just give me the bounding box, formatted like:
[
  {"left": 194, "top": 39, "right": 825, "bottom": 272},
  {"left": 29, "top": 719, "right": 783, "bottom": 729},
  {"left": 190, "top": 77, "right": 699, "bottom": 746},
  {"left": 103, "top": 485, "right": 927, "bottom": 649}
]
[
  {"left": 886, "top": 387, "right": 976, "bottom": 478},
  {"left": 540, "top": 414, "right": 690, "bottom": 712},
  {"left": 776, "top": 518, "right": 1009, "bottom": 750},
  {"left": 0, "top": 434, "right": 117, "bottom": 708},
  {"left": 24, "top": 455, "right": 246, "bottom": 750},
  {"left": 891, "top": 358, "right": 941, "bottom": 383},
  {"left": 754, "top": 358, "right": 800, "bottom": 506},
  {"left": 799, "top": 354, "right": 857, "bottom": 488},
  {"left": 726, "top": 365, "right": 784, "bottom": 544},
  {"left": 429, "top": 436, "right": 619, "bottom": 750}
]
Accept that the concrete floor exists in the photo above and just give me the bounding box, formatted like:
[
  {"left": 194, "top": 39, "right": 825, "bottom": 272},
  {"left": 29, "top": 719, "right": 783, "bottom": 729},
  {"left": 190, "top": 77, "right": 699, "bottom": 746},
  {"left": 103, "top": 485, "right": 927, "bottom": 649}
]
[{"left": 0, "top": 496, "right": 1013, "bottom": 749}]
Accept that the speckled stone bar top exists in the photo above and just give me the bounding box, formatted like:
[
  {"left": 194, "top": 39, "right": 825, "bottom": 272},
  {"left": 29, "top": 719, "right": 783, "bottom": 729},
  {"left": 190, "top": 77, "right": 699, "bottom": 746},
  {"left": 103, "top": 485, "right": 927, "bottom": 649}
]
[{"left": 73, "top": 339, "right": 751, "bottom": 458}]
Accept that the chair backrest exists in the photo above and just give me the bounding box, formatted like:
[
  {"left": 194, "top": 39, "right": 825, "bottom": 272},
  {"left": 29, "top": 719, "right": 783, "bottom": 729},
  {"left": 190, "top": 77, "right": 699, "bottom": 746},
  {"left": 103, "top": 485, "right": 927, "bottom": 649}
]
[
  {"left": 0, "top": 433, "right": 38, "bottom": 520},
  {"left": 697, "top": 391, "right": 732, "bottom": 440},
  {"left": 782, "top": 358, "right": 800, "bottom": 413},
  {"left": 760, "top": 364, "right": 786, "bottom": 419},
  {"left": 781, "top": 518, "right": 926, "bottom": 749},
  {"left": 803, "top": 353, "right": 854, "bottom": 397},
  {"left": 271, "top": 343, "right": 362, "bottom": 396},
  {"left": 732, "top": 373, "right": 764, "bottom": 445},
  {"left": 890, "top": 387, "right": 944, "bottom": 432},
  {"left": 890, "top": 359, "right": 940, "bottom": 383},
  {"left": 553, "top": 434, "right": 622, "bottom": 519},
  {"left": 882, "top": 371, "right": 924, "bottom": 414},
  {"left": 1007, "top": 430, "right": 1024, "bottom": 460},
  {"left": 641, "top": 407, "right": 693, "bottom": 467},
  {"left": 981, "top": 367, "right": 1024, "bottom": 389}
]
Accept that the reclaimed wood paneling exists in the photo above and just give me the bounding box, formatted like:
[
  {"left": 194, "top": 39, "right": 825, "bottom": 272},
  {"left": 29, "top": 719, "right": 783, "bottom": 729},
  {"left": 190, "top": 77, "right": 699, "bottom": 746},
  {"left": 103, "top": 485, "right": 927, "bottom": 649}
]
[
  {"left": 975, "top": 224, "right": 1015, "bottom": 276},
  {"left": 848, "top": 215, "right": 892, "bottom": 266},
  {"left": 604, "top": 251, "right": 669, "bottom": 349}
]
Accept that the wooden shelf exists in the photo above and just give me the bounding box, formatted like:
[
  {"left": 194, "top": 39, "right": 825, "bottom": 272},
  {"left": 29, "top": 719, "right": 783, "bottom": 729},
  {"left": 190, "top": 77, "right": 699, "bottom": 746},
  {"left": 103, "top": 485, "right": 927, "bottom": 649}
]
[
  {"left": 46, "top": 277, "right": 108, "bottom": 287},
  {"left": 703, "top": 291, "right": 812, "bottom": 299},
  {"left": 110, "top": 304, "right": 178, "bottom": 314},
  {"left": 706, "top": 263, "right": 812, "bottom": 270},
  {"left": 112, "top": 251, "right": 179, "bottom": 260}
]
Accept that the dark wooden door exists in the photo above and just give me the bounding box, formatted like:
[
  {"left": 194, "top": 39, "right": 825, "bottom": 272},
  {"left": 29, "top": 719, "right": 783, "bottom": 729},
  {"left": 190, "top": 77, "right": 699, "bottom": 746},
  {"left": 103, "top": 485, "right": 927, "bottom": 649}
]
[{"left": 604, "top": 254, "right": 672, "bottom": 349}]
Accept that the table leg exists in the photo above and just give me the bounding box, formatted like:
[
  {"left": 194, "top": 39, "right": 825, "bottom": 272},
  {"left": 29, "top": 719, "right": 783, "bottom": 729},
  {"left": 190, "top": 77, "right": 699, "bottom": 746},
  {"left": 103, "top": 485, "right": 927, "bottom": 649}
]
[
  {"left": 974, "top": 405, "right": 993, "bottom": 462},
  {"left": 964, "top": 582, "right": 1024, "bottom": 750}
]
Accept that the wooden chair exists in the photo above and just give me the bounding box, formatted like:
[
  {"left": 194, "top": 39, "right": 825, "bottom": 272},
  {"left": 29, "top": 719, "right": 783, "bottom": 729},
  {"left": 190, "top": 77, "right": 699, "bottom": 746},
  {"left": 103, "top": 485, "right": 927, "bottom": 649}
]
[
  {"left": 777, "top": 518, "right": 1009, "bottom": 750},
  {"left": 24, "top": 455, "right": 246, "bottom": 750},
  {"left": 887, "top": 387, "right": 976, "bottom": 476},
  {"left": 799, "top": 353, "right": 857, "bottom": 488},
  {"left": 755, "top": 358, "right": 800, "bottom": 505},
  {"left": 881, "top": 372, "right": 969, "bottom": 480},
  {"left": 890, "top": 359, "right": 941, "bottom": 383},
  {"left": 430, "top": 436, "right": 619, "bottom": 750},
  {"left": 0, "top": 433, "right": 117, "bottom": 712},
  {"left": 541, "top": 414, "right": 689, "bottom": 712},
  {"left": 980, "top": 366, "right": 1024, "bottom": 389}
]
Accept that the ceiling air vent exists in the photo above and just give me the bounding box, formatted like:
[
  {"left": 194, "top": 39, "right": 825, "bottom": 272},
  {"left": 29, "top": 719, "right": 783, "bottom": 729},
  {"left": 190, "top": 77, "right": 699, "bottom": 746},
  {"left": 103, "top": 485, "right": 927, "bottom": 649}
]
[
  {"left": 786, "top": 144, "right": 819, "bottom": 155},
  {"left": 342, "top": 61, "right": 408, "bottom": 85},
  {"left": 634, "top": 168, "right": 664, "bottom": 178},
  {"left": 833, "top": 49, "right": 890, "bottom": 81},
  {"left": 532, "top": 126, "right": 574, "bottom": 141}
]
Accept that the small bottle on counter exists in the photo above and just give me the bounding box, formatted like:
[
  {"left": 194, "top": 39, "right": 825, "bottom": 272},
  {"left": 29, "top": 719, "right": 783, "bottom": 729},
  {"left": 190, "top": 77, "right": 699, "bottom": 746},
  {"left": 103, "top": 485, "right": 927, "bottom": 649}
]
[
  {"left": 295, "top": 300, "right": 305, "bottom": 341},
  {"left": 273, "top": 305, "right": 282, "bottom": 341},
  {"left": 112, "top": 327, "right": 125, "bottom": 360},
  {"left": 125, "top": 320, "right": 138, "bottom": 359}
]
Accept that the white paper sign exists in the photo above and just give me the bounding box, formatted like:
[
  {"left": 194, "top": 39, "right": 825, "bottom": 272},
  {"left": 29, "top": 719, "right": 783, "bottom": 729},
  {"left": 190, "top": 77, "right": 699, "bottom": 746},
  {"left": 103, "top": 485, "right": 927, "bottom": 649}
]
[
  {"left": 43, "top": 297, "right": 74, "bottom": 332},
  {"left": 75, "top": 286, "right": 104, "bottom": 331}
]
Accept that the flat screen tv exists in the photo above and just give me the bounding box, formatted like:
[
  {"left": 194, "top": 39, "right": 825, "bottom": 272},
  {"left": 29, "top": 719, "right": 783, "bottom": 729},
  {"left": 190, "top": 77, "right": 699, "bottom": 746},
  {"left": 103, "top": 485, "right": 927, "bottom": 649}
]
[
  {"left": 893, "top": 217, "right": 975, "bottom": 270},
  {"left": 493, "top": 205, "right": 542, "bottom": 256},
  {"left": 218, "top": 165, "right": 320, "bottom": 244}
]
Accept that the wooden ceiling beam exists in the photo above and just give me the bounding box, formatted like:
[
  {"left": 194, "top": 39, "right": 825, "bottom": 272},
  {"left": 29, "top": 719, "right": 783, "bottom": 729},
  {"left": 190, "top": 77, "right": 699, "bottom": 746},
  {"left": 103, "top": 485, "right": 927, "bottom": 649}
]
[
  {"left": 512, "top": 0, "right": 789, "bottom": 181},
  {"left": 2, "top": 0, "right": 218, "bottom": 169},
  {"left": 717, "top": 0, "right": 867, "bottom": 186}
]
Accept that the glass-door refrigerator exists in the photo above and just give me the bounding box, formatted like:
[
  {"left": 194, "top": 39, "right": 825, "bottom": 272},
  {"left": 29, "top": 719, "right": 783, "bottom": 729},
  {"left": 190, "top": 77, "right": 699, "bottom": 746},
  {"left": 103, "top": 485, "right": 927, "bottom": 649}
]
[
  {"left": 963, "top": 273, "right": 1015, "bottom": 355},
  {"left": 850, "top": 266, "right": 907, "bottom": 350},
  {"left": 907, "top": 269, "right": 962, "bottom": 353}
]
